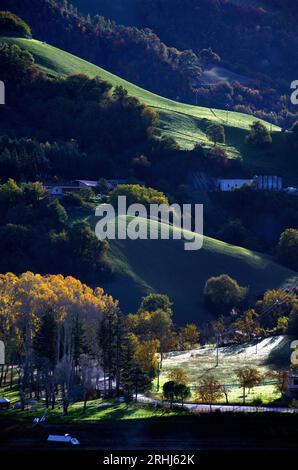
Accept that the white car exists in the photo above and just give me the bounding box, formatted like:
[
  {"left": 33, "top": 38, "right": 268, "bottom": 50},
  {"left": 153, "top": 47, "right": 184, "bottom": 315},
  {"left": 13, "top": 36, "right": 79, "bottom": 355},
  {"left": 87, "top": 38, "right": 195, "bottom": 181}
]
[{"left": 47, "top": 434, "right": 80, "bottom": 445}]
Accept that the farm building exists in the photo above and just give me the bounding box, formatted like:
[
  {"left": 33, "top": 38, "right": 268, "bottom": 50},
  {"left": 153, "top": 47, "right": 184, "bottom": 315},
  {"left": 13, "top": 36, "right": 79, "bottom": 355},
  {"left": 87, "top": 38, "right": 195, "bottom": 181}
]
[
  {"left": 189, "top": 172, "right": 283, "bottom": 192},
  {"left": 217, "top": 175, "right": 283, "bottom": 192},
  {"left": 46, "top": 179, "right": 145, "bottom": 198},
  {"left": 217, "top": 178, "right": 254, "bottom": 191}
]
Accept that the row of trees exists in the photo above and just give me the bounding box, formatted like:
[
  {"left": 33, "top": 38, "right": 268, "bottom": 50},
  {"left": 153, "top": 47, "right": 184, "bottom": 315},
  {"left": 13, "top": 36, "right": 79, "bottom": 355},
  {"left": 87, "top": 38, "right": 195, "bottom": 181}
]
[
  {"left": 204, "top": 273, "right": 298, "bottom": 338},
  {"left": 0, "top": 4, "right": 202, "bottom": 103},
  {"left": 138, "top": 0, "right": 298, "bottom": 126},
  {"left": 163, "top": 366, "right": 290, "bottom": 409},
  {"left": 0, "top": 280, "right": 201, "bottom": 413}
]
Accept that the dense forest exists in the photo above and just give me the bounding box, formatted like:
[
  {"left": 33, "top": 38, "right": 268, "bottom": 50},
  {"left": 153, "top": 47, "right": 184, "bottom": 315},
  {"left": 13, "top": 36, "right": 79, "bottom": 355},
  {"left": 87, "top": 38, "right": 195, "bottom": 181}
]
[
  {"left": 71, "top": 0, "right": 298, "bottom": 127},
  {"left": 1, "top": 0, "right": 202, "bottom": 104},
  {"left": 0, "top": 179, "right": 110, "bottom": 280}
]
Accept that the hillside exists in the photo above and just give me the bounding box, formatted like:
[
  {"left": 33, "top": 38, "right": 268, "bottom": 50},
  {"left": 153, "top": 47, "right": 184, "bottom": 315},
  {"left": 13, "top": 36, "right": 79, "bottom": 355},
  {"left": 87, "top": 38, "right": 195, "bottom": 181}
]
[
  {"left": 1, "top": 36, "right": 296, "bottom": 324},
  {"left": 93, "top": 216, "right": 297, "bottom": 324},
  {"left": 3, "top": 37, "right": 295, "bottom": 183},
  {"left": 73, "top": 0, "right": 140, "bottom": 26}
]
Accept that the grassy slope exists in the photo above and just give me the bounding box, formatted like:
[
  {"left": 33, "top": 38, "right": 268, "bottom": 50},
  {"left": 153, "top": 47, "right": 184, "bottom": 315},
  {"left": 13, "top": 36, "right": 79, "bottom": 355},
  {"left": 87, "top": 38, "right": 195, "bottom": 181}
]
[
  {"left": 1, "top": 37, "right": 296, "bottom": 323},
  {"left": 157, "top": 335, "right": 292, "bottom": 404},
  {"left": 3, "top": 37, "right": 294, "bottom": 182},
  {"left": 90, "top": 216, "right": 297, "bottom": 324}
]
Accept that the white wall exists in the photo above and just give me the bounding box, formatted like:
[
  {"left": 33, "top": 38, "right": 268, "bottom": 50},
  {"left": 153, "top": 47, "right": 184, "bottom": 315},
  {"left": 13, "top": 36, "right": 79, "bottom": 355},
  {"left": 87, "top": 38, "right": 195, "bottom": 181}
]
[{"left": 218, "top": 179, "right": 253, "bottom": 191}]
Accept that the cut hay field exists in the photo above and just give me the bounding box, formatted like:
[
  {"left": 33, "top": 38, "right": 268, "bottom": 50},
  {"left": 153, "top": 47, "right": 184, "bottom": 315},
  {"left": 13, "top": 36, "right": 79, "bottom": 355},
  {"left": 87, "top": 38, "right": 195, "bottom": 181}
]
[
  {"left": 156, "top": 335, "right": 293, "bottom": 404},
  {"left": 3, "top": 37, "right": 295, "bottom": 183}
]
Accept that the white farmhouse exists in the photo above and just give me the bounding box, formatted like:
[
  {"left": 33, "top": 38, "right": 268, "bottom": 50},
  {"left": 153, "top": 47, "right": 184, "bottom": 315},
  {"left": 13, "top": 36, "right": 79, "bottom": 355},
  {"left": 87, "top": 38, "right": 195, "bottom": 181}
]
[
  {"left": 217, "top": 175, "right": 283, "bottom": 192},
  {"left": 217, "top": 178, "right": 254, "bottom": 192}
]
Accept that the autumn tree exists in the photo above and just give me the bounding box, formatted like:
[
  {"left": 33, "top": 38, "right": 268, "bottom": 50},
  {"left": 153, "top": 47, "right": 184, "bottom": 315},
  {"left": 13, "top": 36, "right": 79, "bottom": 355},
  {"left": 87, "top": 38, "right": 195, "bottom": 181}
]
[
  {"left": 271, "top": 370, "right": 290, "bottom": 396},
  {"left": 236, "top": 366, "right": 262, "bottom": 403},
  {"left": 128, "top": 296, "right": 176, "bottom": 366},
  {"left": 168, "top": 368, "right": 189, "bottom": 385},
  {"left": 0, "top": 272, "right": 112, "bottom": 410},
  {"left": 135, "top": 338, "right": 160, "bottom": 377},
  {"left": 232, "top": 309, "right": 260, "bottom": 340},
  {"left": 256, "top": 289, "right": 296, "bottom": 328},
  {"left": 196, "top": 375, "right": 224, "bottom": 411},
  {"left": 179, "top": 324, "right": 201, "bottom": 350}
]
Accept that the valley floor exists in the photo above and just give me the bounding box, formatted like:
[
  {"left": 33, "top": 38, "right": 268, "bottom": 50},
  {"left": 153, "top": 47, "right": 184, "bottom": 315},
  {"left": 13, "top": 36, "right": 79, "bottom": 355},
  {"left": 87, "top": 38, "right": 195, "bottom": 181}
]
[{"left": 156, "top": 336, "right": 292, "bottom": 405}]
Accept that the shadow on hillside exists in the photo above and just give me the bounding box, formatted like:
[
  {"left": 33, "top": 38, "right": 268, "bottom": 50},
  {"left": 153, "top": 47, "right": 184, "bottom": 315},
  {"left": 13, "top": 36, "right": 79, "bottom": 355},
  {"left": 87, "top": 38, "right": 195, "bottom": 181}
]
[{"left": 266, "top": 336, "right": 293, "bottom": 366}]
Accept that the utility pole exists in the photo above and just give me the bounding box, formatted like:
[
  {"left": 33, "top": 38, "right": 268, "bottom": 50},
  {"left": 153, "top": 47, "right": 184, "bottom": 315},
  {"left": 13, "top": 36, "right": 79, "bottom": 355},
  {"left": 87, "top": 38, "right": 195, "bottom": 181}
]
[
  {"left": 215, "top": 334, "right": 220, "bottom": 367},
  {"left": 156, "top": 363, "right": 161, "bottom": 392}
]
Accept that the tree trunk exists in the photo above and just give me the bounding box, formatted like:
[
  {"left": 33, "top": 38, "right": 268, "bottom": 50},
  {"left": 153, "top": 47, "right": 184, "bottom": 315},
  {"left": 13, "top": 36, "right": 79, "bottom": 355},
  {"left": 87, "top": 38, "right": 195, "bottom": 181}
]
[
  {"left": 63, "top": 400, "right": 68, "bottom": 416},
  {"left": 0, "top": 365, "right": 4, "bottom": 387},
  {"left": 135, "top": 371, "right": 139, "bottom": 401},
  {"left": 3, "top": 364, "right": 9, "bottom": 385},
  {"left": 83, "top": 387, "right": 87, "bottom": 412},
  {"left": 10, "top": 365, "right": 14, "bottom": 390}
]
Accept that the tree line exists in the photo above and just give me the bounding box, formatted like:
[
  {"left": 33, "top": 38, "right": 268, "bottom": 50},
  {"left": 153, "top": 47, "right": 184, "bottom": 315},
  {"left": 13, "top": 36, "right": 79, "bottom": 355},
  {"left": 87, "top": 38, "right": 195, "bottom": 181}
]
[
  {"left": 0, "top": 279, "right": 201, "bottom": 413},
  {"left": 0, "top": 179, "right": 109, "bottom": 281},
  {"left": 0, "top": 1, "right": 202, "bottom": 104}
]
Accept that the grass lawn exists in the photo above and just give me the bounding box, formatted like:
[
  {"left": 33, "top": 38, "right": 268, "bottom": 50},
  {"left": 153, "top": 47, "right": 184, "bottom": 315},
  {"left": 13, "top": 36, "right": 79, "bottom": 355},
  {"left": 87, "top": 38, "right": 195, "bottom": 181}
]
[
  {"left": 153, "top": 336, "right": 292, "bottom": 404},
  {"left": 2, "top": 36, "right": 295, "bottom": 183},
  {"left": 0, "top": 400, "right": 183, "bottom": 424}
]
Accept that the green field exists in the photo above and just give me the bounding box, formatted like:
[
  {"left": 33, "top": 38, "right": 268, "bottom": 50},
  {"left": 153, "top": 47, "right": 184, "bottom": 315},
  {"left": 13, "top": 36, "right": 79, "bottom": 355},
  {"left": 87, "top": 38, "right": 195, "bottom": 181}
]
[
  {"left": 0, "top": 396, "right": 181, "bottom": 424},
  {"left": 3, "top": 36, "right": 295, "bottom": 182},
  {"left": 155, "top": 335, "right": 292, "bottom": 404},
  {"left": 92, "top": 216, "right": 297, "bottom": 323}
]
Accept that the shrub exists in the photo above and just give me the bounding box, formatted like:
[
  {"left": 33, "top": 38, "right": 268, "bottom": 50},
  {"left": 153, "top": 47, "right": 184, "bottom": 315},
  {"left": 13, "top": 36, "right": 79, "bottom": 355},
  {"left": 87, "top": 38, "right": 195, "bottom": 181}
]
[
  {"left": 0, "top": 11, "right": 31, "bottom": 38},
  {"left": 204, "top": 274, "right": 248, "bottom": 313},
  {"left": 277, "top": 228, "right": 298, "bottom": 271}
]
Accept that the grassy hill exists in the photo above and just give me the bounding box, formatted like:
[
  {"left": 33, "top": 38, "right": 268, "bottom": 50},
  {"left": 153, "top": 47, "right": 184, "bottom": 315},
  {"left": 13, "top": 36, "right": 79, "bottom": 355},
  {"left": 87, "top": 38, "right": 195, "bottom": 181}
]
[
  {"left": 89, "top": 215, "right": 297, "bottom": 324},
  {"left": 3, "top": 37, "right": 295, "bottom": 183},
  {"left": 1, "top": 37, "right": 296, "bottom": 324}
]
